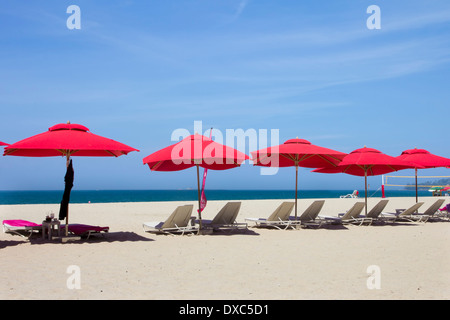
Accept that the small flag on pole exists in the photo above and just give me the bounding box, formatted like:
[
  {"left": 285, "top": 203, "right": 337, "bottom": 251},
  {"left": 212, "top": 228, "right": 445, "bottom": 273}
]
[
  {"left": 198, "top": 128, "right": 212, "bottom": 213},
  {"left": 198, "top": 168, "right": 208, "bottom": 213}
]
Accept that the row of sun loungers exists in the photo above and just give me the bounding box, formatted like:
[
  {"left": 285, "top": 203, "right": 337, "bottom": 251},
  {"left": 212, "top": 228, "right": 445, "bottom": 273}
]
[
  {"left": 245, "top": 198, "right": 447, "bottom": 229},
  {"left": 3, "top": 199, "right": 449, "bottom": 238}
]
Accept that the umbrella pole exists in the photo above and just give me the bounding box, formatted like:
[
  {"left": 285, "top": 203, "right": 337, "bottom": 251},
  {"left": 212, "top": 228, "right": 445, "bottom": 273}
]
[
  {"left": 295, "top": 164, "right": 298, "bottom": 219},
  {"left": 196, "top": 164, "right": 202, "bottom": 231},
  {"left": 65, "top": 155, "right": 70, "bottom": 237},
  {"left": 415, "top": 168, "right": 418, "bottom": 203},
  {"left": 364, "top": 169, "right": 368, "bottom": 216}
]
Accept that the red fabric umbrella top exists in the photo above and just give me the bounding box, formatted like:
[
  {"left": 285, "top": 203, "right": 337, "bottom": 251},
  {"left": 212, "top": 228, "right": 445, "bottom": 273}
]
[
  {"left": 251, "top": 138, "right": 347, "bottom": 168},
  {"left": 143, "top": 134, "right": 249, "bottom": 171},
  {"left": 4, "top": 123, "right": 139, "bottom": 157},
  {"left": 396, "top": 148, "right": 450, "bottom": 168},
  {"left": 313, "top": 147, "right": 419, "bottom": 176},
  {"left": 0, "top": 141, "right": 8, "bottom": 147}
]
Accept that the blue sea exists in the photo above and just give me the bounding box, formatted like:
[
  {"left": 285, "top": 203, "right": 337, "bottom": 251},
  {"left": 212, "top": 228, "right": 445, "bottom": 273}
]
[{"left": 0, "top": 189, "right": 431, "bottom": 205}]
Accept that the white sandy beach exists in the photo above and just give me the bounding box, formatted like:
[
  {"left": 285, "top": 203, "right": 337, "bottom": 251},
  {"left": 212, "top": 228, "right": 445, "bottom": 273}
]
[{"left": 1, "top": 196, "right": 449, "bottom": 300}]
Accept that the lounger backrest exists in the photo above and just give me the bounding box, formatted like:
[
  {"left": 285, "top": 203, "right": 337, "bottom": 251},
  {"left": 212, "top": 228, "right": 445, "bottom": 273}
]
[
  {"left": 422, "top": 199, "right": 445, "bottom": 215},
  {"left": 211, "top": 202, "right": 241, "bottom": 225},
  {"left": 299, "top": 200, "right": 325, "bottom": 221},
  {"left": 341, "top": 202, "right": 365, "bottom": 220},
  {"left": 267, "top": 202, "right": 294, "bottom": 221},
  {"left": 367, "top": 200, "right": 389, "bottom": 218},
  {"left": 161, "top": 205, "right": 194, "bottom": 229},
  {"left": 398, "top": 202, "right": 424, "bottom": 216}
]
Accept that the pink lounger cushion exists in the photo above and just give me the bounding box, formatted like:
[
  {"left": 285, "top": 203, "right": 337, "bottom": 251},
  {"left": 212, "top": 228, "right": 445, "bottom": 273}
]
[
  {"left": 3, "top": 220, "right": 41, "bottom": 227},
  {"left": 65, "top": 224, "right": 109, "bottom": 235}
]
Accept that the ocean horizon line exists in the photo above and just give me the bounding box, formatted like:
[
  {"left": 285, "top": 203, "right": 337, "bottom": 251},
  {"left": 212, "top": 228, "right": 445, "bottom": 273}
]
[
  {"left": 0, "top": 188, "right": 364, "bottom": 192},
  {"left": 0, "top": 189, "right": 431, "bottom": 205}
]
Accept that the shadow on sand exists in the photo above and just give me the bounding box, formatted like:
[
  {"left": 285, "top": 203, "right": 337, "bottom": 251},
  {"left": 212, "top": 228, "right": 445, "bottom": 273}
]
[
  {"left": 1, "top": 231, "right": 155, "bottom": 247},
  {"left": 0, "top": 239, "right": 28, "bottom": 249}
]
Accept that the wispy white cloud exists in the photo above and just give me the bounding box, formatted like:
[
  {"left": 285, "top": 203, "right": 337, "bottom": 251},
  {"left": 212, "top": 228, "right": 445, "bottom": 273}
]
[
  {"left": 233, "top": 0, "right": 249, "bottom": 20},
  {"left": 383, "top": 9, "right": 450, "bottom": 32}
]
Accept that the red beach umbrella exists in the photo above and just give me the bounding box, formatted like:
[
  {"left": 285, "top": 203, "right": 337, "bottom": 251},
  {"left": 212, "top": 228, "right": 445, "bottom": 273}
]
[
  {"left": 4, "top": 122, "right": 139, "bottom": 235},
  {"left": 143, "top": 134, "right": 249, "bottom": 230},
  {"left": 0, "top": 141, "right": 8, "bottom": 146},
  {"left": 313, "top": 147, "right": 419, "bottom": 215},
  {"left": 4, "top": 123, "right": 137, "bottom": 157},
  {"left": 396, "top": 148, "right": 450, "bottom": 203},
  {"left": 251, "top": 138, "right": 347, "bottom": 218}
]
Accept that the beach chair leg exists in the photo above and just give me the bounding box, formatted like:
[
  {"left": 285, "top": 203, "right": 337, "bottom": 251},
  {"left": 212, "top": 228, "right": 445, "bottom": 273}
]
[
  {"left": 174, "top": 224, "right": 185, "bottom": 236},
  {"left": 284, "top": 222, "right": 292, "bottom": 230},
  {"left": 7, "top": 229, "right": 32, "bottom": 239}
]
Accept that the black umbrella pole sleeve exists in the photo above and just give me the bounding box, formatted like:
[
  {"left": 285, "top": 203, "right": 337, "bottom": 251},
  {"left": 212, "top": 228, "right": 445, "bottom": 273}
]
[{"left": 59, "top": 159, "right": 74, "bottom": 220}]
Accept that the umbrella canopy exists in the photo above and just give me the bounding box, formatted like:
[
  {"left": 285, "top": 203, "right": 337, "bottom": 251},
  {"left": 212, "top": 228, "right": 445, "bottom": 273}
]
[
  {"left": 251, "top": 138, "right": 346, "bottom": 168},
  {"left": 4, "top": 122, "right": 139, "bottom": 235},
  {"left": 0, "top": 141, "right": 8, "bottom": 147},
  {"left": 143, "top": 134, "right": 249, "bottom": 231},
  {"left": 313, "top": 147, "right": 419, "bottom": 215},
  {"left": 396, "top": 148, "right": 450, "bottom": 202},
  {"left": 315, "top": 147, "right": 417, "bottom": 176},
  {"left": 144, "top": 134, "right": 248, "bottom": 171},
  {"left": 251, "top": 138, "right": 347, "bottom": 218},
  {"left": 4, "top": 123, "right": 138, "bottom": 157},
  {"left": 428, "top": 186, "right": 444, "bottom": 191},
  {"left": 397, "top": 148, "right": 450, "bottom": 168}
]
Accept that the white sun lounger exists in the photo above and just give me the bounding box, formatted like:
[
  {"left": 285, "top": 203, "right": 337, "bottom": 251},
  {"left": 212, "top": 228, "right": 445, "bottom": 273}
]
[
  {"left": 320, "top": 202, "right": 370, "bottom": 225},
  {"left": 63, "top": 224, "right": 109, "bottom": 239},
  {"left": 340, "top": 190, "right": 358, "bottom": 198},
  {"left": 245, "top": 202, "right": 297, "bottom": 230},
  {"left": 200, "top": 202, "right": 247, "bottom": 232},
  {"left": 3, "top": 220, "right": 42, "bottom": 238},
  {"left": 359, "top": 199, "right": 389, "bottom": 223},
  {"left": 379, "top": 202, "right": 425, "bottom": 222},
  {"left": 143, "top": 205, "right": 197, "bottom": 235},
  {"left": 393, "top": 199, "right": 444, "bottom": 222},
  {"left": 413, "top": 199, "right": 445, "bottom": 221},
  {"left": 296, "top": 200, "right": 326, "bottom": 228}
]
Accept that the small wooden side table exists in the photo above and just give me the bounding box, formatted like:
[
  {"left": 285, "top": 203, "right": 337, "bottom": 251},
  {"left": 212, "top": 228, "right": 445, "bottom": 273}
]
[{"left": 42, "top": 220, "right": 61, "bottom": 240}]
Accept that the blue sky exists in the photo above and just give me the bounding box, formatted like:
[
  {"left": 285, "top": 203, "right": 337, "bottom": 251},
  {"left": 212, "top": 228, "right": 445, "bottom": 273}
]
[{"left": 1, "top": 0, "right": 449, "bottom": 192}]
